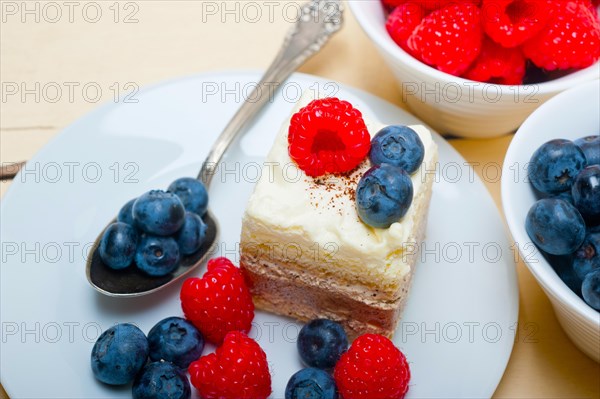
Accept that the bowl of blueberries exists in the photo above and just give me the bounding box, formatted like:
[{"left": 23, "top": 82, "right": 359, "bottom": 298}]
[{"left": 502, "top": 80, "right": 600, "bottom": 362}]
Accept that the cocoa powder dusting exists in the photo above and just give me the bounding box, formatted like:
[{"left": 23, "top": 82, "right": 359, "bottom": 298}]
[{"left": 307, "top": 160, "right": 367, "bottom": 210}]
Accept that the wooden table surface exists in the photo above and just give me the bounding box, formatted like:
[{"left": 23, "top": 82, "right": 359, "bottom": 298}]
[{"left": 1, "top": 1, "right": 599, "bottom": 397}]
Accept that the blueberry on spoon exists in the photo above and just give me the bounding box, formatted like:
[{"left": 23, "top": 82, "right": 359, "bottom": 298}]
[
  {"left": 135, "top": 235, "right": 180, "bottom": 277},
  {"left": 99, "top": 222, "right": 137, "bottom": 270},
  {"left": 168, "top": 177, "right": 209, "bottom": 216},
  {"left": 133, "top": 190, "right": 185, "bottom": 236}
]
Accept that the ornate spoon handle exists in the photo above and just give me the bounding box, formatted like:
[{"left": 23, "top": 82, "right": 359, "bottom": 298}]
[{"left": 198, "top": 0, "right": 343, "bottom": 186}]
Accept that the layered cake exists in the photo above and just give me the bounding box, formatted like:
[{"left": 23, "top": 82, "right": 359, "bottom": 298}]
[{"left": 240, "top": 92, "right": 438, "bottom": 338}]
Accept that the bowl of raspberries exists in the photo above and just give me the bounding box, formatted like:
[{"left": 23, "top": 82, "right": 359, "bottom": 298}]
[
  {"left": 348, "top": 0, "right": 600, "bottom": 138},
  {"left": 502, "top": 80, "right": 600, "bottom": 362}
]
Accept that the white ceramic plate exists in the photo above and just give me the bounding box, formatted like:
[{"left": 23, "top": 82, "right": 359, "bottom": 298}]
[{"left": 0, "top": 72, "right": 518, "bottom": 398}]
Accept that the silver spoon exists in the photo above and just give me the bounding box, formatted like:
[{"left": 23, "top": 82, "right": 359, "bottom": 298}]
[{"left": 86, "top": 0, "right": 344, "bottom": 297}]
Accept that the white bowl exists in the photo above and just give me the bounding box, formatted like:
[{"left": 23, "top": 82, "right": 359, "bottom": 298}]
[
  {"left": 348, "top": 0, "right": 600, "bottom": 138},
  {"left": 502, "top": 80, "right": 600, "bottom": 362}
]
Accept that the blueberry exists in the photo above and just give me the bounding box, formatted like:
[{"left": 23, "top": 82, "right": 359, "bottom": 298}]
[
  {"left": 285, "top": 368, "right": 337, "bottom": 399},
  {"left": 99, "top": 222, "right": 138, "bottom": 270},
  {"left": 117, "top": 198, "right": 137, "bottom": 226},
  {"left": 91, "top": 323, "right": 149, "bottom": 386},
  {"left": 574, "top": 135, "right": 600, "bottom": 166},
  {"left": 525, "top": 198, "right": 586, "bottom": 255},
  {"left": 135, "top": 235, "right": 180, "bottom": 276},
  {"left": 544, "top": 253, "right": 582, "bottom": 297},
  {"left": 588, "top": 225, "right": 600, "bottom": 234},
  {"left": 572, "top": 165, "right": 600, "bottom": 223},
  {"left": 297, "top": 319, "right": 348, "bottom": 369},
  {"left": 175, "top": 212, "right": 207, "bottom": 256},
  {"left": 573, "top": 233, "right": 600, "bottom": 281},
  {"left": 147, "top": 317, "right": 204, "bottom": 369},
  {"left": 133, "top": 190, "right": 185, "bottom": 236},
  {"left": 582, "top": 269, "right": 600, "bottom": 310},
  {"left": 528, "top": 139, "right": 586, "bottom": 194},
  {"left": 168, "top": 177, "right": 209, "bottom": 216},
  {"left": 369, "top": 125, "right": 425, "bottom": 174},
  {"left": 551, "top": 191, "right": 574, "bottom": 205},
  {"left": 356, "top": 164, "right": 413, "bottom": 229},
  {"left": 132, "top": 361, "right": 191, "bottom": 399}
]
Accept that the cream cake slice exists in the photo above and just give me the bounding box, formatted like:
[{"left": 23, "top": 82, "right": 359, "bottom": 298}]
[{"left": 240, "top": 92, "right": 438, "bottom": 338}]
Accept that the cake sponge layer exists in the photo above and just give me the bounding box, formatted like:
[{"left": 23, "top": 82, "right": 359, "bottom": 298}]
[{"left": 241, "top": 255, "right": 402, "bottom": 338}]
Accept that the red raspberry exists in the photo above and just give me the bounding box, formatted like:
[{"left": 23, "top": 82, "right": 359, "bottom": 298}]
[
  {"left": 575, "top": 0, "right": 599, "bottom": 16},
  {"left": 288, "top": 98, "right": 371, "bottom": 177},
  {"left": 386, "top": 3, "right": 426, "bottom": 52},
  {"left": 383, "top": 1, "right": 481, "bottom": 11},
  {"left": 180, "top": 257, "right": 254, "bottom": 344},
  {"left": 421, "top": 0, "right": 481, "bottom": 10},
  {"left": 189, "top": 331, "right": 271, "bottom": 399},
  {"left": 334, "top": 334, "right": 411, "bottom": 399},
  {"left": 463, "top": 37, "right": 527, "bottom": 84},
  {"left": 481, "top": 0, "right": 552, "bottom": 47},
  {"left": 523, "top": 0, "right": 600, "bottom": 70},
  {"left": 382, "top": 0, "right": 407, "bottom": 11},
  {"left": 407, "top": 3, "right": 483, "bottom": 76}
]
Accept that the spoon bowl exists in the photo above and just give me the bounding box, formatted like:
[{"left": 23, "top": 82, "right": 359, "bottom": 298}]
[{"left": 86, "top": 211, "right": 218, "bottom": 297}]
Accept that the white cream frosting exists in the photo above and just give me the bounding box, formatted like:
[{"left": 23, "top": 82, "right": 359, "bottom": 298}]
[{"left": 242, "top": 91, "right": 438, "bottom": 294}]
